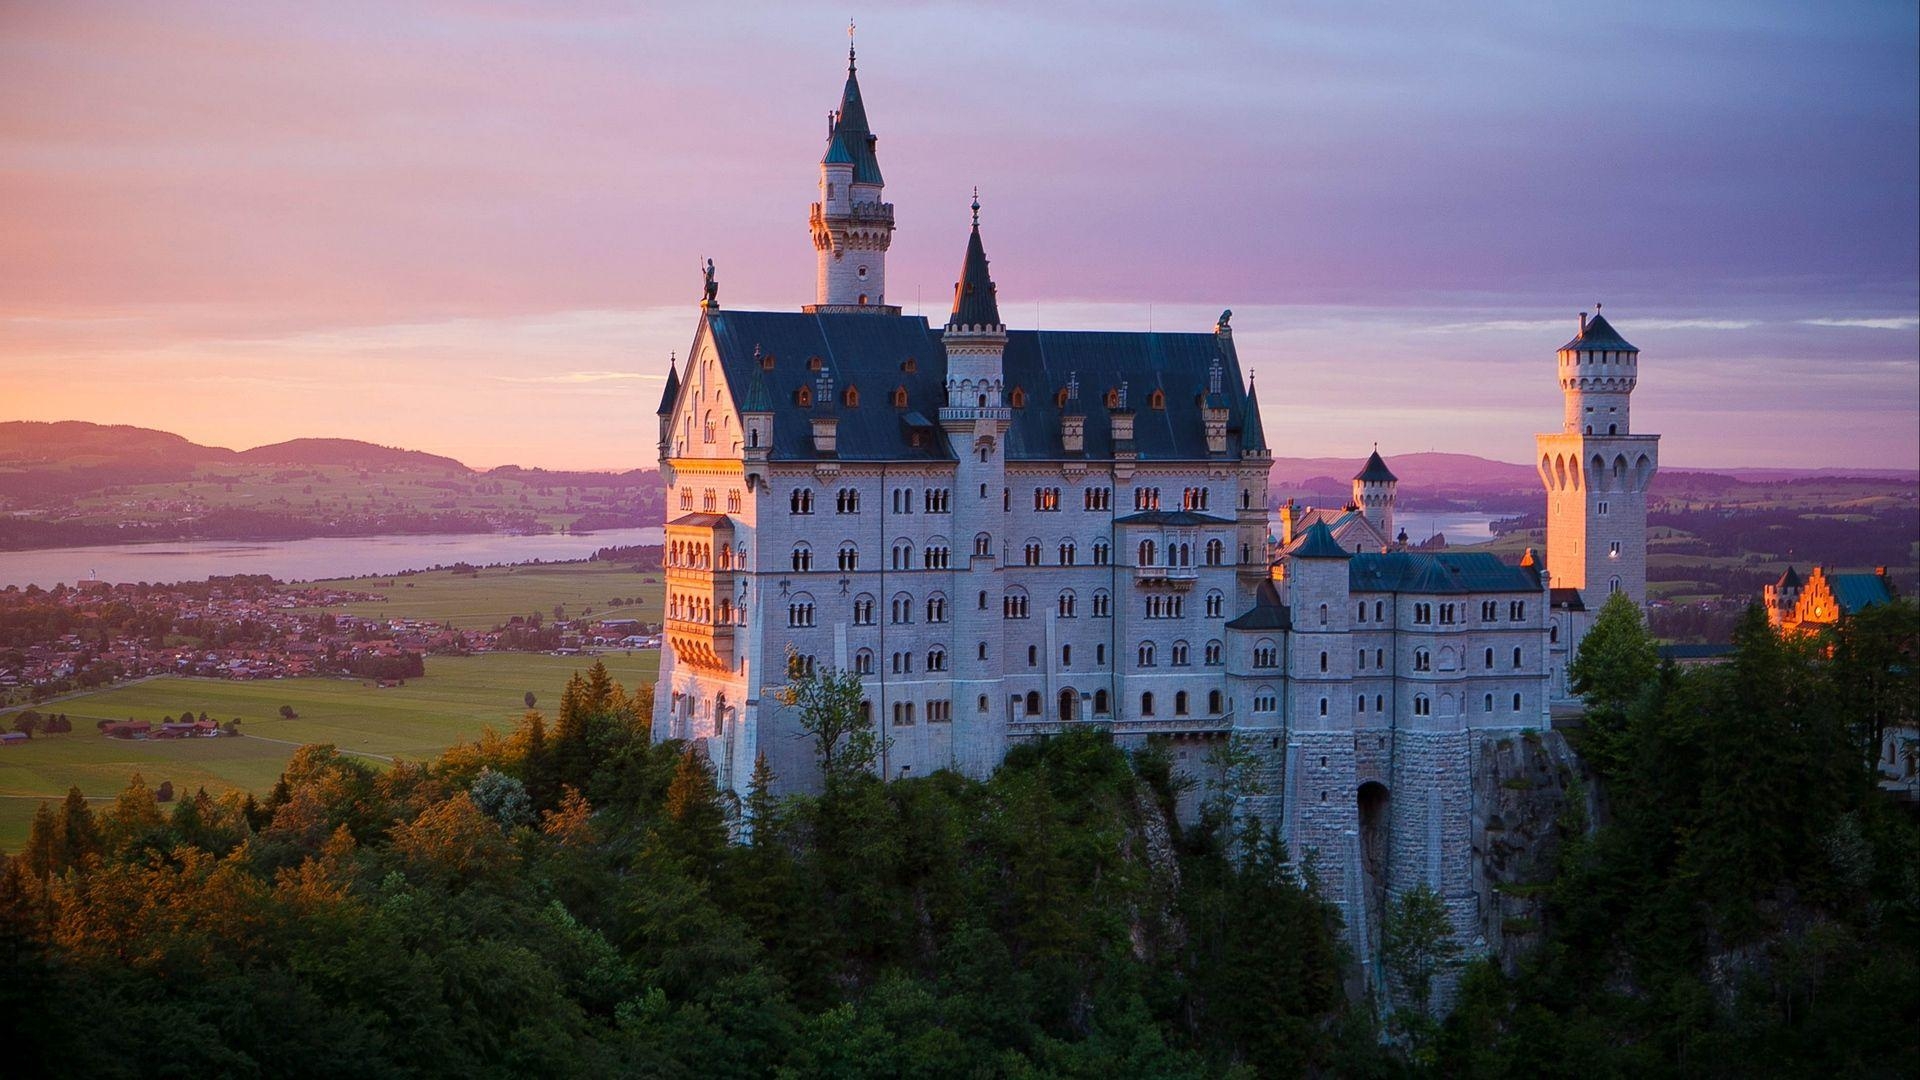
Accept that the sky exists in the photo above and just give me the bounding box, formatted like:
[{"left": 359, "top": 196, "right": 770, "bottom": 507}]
[{"left": 2, "top": 0, "right": 1915, "bottom": 470}]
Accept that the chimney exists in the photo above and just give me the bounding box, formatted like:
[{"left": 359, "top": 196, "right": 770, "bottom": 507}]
[
  {"left": 1579, "top": 311, "right": 1589, "bottom": 334},
  {"left": 1062, "top": 372, "right": 1085, "bottom": 454}
]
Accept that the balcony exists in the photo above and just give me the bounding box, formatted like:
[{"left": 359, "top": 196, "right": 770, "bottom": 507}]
[
  {"left": 938, "top": 405, "right": 1011, "bottom": 424},
  {"left": 666, "top": 615, "right": 736, "bottom": 674},
  {"left": 1133, "top": 564, "right": 1200, "bottom": 588}
]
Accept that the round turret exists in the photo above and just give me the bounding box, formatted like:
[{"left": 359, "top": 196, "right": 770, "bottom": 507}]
[{"left": 1559, "top": 309, "right": 1639, "bottom": 434}]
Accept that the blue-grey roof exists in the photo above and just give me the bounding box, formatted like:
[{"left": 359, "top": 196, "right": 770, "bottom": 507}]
[
  {"left": 1561, "top": 312, "right": 1636, "bottom": 352},
  {"left": 1226, "top": 578, "right": 1292, "bottom": 631},
  {"left": 699, "top": 310, "right": 1258, "bottom": 463},
  {"left": 1291, "top": 521, "right": 1352, "bottom": 559},
  {"left": 656, "top": 360, "right": 680, "bottom": 416},
  {"left": 1115, "top": 510, "right": 1236, "bottom": 527},
  {"left": 1242, "top": 382, "right": 1267, "bottom": 453},
  {"left": 1348, "top": 551, "right": 1543, "bottom": 595},
  {"left": 1002, "top": 329, "right": 1255, "bottom": 460},
  {"left": 1775, "top": 566, "right": 1802, "bottom": 590},
  {"left": 949, "top": 222, "right": 1000, "bottom": 328},
  {"left": 704, "top": 310, "right": 951, "bottom": 461},
  {"left": 826, "top": 56, "right": 883, "bottom": 186},
  {"left": 1355, "top": 449, "right": 1397, "bottom": 483},
  {"left": 1826, "top": 572, "right": 1894, "bottom": 614}
]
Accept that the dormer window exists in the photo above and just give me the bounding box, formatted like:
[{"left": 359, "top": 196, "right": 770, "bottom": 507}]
[
  {"left": 843, "top": 386, "right": 860, "bottom": 407},
  {"left": 892, "top": 386, "right": 908, "bottom": 408},
  {"left": 858, "top": 293, "right": 868, "bottom": 305},
  {"left": 1149, "top": 389, "right": 1166, "bottom": 410},
  {"left": 796, "top": 386, "right": 813, "bottom": 407},
  {"left": 1104, "top": 388, "right": 1121, "bottom": 409},
  {"left": 760, "top": 352, "right": 775, "bottom": 371},
  {"left": 1009, "top": 387, "right": 1027, "bottom": 408},
  {"left": 808, "top": 356, "right": 823, "bottom": 372},
  {"left": 901, "top": 357, "right": 916, "bottom": 373},
  {"left": 857, "top": 265, "right": 868, "bottom": 280},
  {"left": 1055, "top": 388, "right": 1069, "bottom": 408}
]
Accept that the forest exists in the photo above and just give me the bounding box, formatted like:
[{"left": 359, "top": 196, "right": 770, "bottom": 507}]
[{"left": 1, "top": 601, "right": 1915, "bottom": 1077}]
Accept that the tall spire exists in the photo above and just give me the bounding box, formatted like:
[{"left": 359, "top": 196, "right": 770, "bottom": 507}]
[
  {"left": 825, "top": 28, "right": 881, "bottom": 185},
  {"left": 656, "top": 352, "right": 681, "bottom": 416},
  {"left": 948, "top": 192, "right": 1001, "bottom": 329}
]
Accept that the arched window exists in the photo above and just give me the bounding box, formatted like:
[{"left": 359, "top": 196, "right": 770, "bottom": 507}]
[
  {"left": 974, "top": 532, "right": 992, "bottom": 556},
  {"left": 1484, "top": 693, "right": 1494, "bottom": 712},
  {"left": 1092, "top": 590, "right": 1112, "bottom": 618},
  {"left": 1414, "top": 648, "right": 1431, "bottom": 671},
  {"left": 1513, "top": 693, "right": 1523, "bottom": 712},
  {"left": 1024, "top": 691, "right": 1041, "bottom": 716},
  {"left": 892, "top": 386, "right": 908, "bottom": 408},
  {"left": 1485, "top": 647, "right": 1495, "bottom": 669},
  {"left": 1205, "top": 640, "right": 1222, "bottom": 665},
  {"left": 1141, "top": 692, "right": 1155, "bottom": 716},
  {"left": 928, "top": 647, "right": 947, "bottom": 672},
  {"left": 925, "top": 594, "right": 947, "bottom": 623},
  {"left": 1175, "top": 691, "right": 1189, "bottom": 715},
  {"left": 890, "top": 593, "right": 913, "bottom": 624},
  {"left": 1206, "top": 590, "right": 1224, "bottom": 618},
  {"left": 1320, "top": 651, "right": 1329, "bottom": 672},
  {"left": 853, "top": 594, "right": 875, "bottom": 625},
  {"left": 1138, "top": 539, "right": 1157, "bottom": 566},
  {"left": 1172, "top": 640, "right": 1190, "bottom": 665},
  {"left": 1059, "top": 540, "right": 1076, "bottom": 565},
  {"left": 1094, "top": 690, "right": 1110, "bottom": 715},
  {"left": 1414, "top": 695, "right": 1431, "bottom": 717},
  {"left": 1318, "top": 697, "right": 1329, "bottom": 716},
  {"left": 1209, "top": 690, "right": 1222, "bottom": 714},
  {"left": 790, "top": 543, "right": 813, "bottom": 572},
  {"left": 1205, "top": 538, "right": 1224, "bottom": 566},
  {"left": 790, "top": 488, "right": 814, "bottom": 515},
  {"left": 1318, "top": 603, "right": 1329, "bottom": 626},
  {"left": 1512, "top": 647, "right": 1523, "bottom": 668},
  {"left": 1357, "top": 695, "right": 1367, "bottom": 713},
  {"left": 1057, "top": 591, "right": 1077, "bottom": 618},
  {"left": 1138, "top": 642, "right": 1156, "bottom": 667},
  {"left": 838, "top": 543, "right": 859, "bottom": 572},
  {"left": 854, "top": 649, "right": 874, "bottom": 675}
]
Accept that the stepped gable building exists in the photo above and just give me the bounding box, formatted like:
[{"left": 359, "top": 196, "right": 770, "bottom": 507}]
[
  {"left": 1766, "top": 564, "right": 1897, "bottom": 635},
  {"left": 652, "top": 40, "right": 1658, "bottom": 992}
]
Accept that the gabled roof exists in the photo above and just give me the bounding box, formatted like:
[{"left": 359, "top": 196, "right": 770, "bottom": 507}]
[
  {"left": 1355, "top": 449, "right": 1397, "bottom": 483},
  {"left": 1226, "top": 578, "right": 1292, "bottom": 631},
  {"left": 1774, "top": 566, "right": 1802, "bottom": 590},
  {"left": 1825, "top": 572, "right": 1895, "bottom": 614},
  {"left": 698, "top": 309, "right": 1259, "bottom": 463},
  {"left": 1291, "top": 521, "right": 1352, "bottom": 560},
  {"left": 826, "top": 51, "right": 883, "bottom": 186},
  {"left": 656, "top": 359, "right": 681, "bottom": 416},
  {"left": 1561, "top": 312, "right": 1637, "bottom": 352},
  {"left": 704, "top": 310, "right": 950, "bottom": 461},
  {"left": 1000, "top": 329, "right": 1256, "bottom": 461},
  {"left": 665, "top": 512, "right": 733, "bottom": 530},
  {"left": 1347, "top": 551, "right": 1543, "bottom": 595},
  {"left": 949, "top": 213, "right": 1001, "bottom": 329}
]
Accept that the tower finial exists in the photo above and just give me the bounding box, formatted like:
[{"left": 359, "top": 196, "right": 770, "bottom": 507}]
[
  {"left": 848, "top": 18, "right": 856, "bottom": 67},
  {"left": 971, "top": 186, "right": 980, "bottom": 228}
]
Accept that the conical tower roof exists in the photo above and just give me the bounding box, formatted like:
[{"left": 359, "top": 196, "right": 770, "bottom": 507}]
[
  {"left": 824, "top": 45, "right": 883, "bottom": 185},
  {"left": 1561, "top": 311, "right": 1636, "bottom": 352},
  {"left": 655, "top": 356, "right": 680, "bottom": 416},
  {"left": 1242, "top": 380, "right": 1268, "bottom": 452},
  {"left": 1292, "top": 521, "right": 1352, "bottom": 559},
  {"left": 1355, "top": 449, "right": 1397, "bottom": 483},
  {"left": 948, "top": 195, "right": 1001, "bottom": 329}
]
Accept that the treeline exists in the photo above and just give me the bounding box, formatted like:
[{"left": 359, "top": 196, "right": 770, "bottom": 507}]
[
  {"left": 0, "top": 665, "right": 1380, "bottom": 1077},
  {"left": 1438, "top": 596, "right": 1920, "bottom": 1075},
  {"left": 1647, "top": 506, "right": 1917, "bottom": 571}
]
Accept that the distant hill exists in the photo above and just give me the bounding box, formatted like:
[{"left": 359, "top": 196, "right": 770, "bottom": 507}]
[
  {"left": 237, "top": 438, "right": 469, "bottom": 473},
  {"left": 1268, "top": 452, "right": 1539, "bottom": 494},
  {"left": 0, "top": 420, "right": 237, "bottom": 469}
]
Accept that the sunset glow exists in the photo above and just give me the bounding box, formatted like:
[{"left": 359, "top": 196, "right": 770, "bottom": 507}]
[{"left": 3, "top": 1, "right": 1915, "bottom": 469}]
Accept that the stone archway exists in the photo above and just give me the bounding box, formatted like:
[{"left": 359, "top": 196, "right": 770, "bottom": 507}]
[{"left": 1058, "top": 688, "right": 1079, "bottom": 724}]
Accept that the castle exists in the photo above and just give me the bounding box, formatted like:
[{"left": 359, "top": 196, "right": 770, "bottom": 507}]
[{"left": 651, "top": 42, "right": 1657, "bottom": 989}]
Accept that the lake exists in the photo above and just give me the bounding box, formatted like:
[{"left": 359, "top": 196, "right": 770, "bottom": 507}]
[
  {"left": 0, "top": 527, "right": 665, "bottom": 589},
  {"left": 1394, "top": 511, "right": 1505, "bottom": 545}
]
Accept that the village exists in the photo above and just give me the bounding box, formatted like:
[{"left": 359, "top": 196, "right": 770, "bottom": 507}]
[{"left": 0, "top": 574, "right": 662, "bottom": 710}]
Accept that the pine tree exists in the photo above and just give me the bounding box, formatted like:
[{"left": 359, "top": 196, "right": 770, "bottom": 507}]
[
  {"left": 1567, "top": 590, "right": 1660, "bottom": 775},
  {"left": 56, "top": 787, "right": 99, "bottom": 866},
  {"left": 660, "top": 747, "right": 727, "bottom": 873},
  {"left": 745, "top": 753, "right": 779, "bottom": 845},
  {"left": 21, "top": 804, "right": 61, "bottom": 880}
]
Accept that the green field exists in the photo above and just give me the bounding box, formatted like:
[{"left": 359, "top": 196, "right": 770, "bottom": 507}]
[
  {"left": 297, "top": 561, "right": 666, "bottom": 628},
  {"left": 0, "top": 651, "right": 659, "bottom": 851}
]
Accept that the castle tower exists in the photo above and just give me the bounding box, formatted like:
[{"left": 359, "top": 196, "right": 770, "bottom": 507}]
[
  {"left": 1352, "top": 448, "right": 1397, "bottom": 541},
  {"left": 940, "top": 194, "right": 1012, "bottom": 776},
  {"left": 655, "top": 352, "right": 680, "bottom": 473},
  {"left": 807, "top": 36, "right": 896, "bottom": 313},
  {"left": 1536, "top": 309, "right": 1660, "bottom": 607}
]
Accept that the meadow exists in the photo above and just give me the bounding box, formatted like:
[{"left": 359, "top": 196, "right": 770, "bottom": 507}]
[
  {"left": 0, "top": 651, "right": 659, "bottom": 850},
  {"left": 297, "top": 560, "right": 666, "bottom": 627}
]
